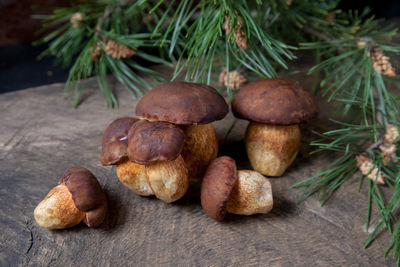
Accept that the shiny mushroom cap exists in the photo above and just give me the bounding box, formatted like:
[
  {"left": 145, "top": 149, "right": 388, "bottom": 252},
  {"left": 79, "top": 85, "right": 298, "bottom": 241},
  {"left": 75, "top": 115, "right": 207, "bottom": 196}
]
[
  {"left": 101, "top": 117, "right": 139, "bottom": 165},
  {"left": 59, "top": 166, "right": 108, "bottom": 228},
  {"left": 127, "top": 120, "right": 185, "bottom": 165},
  {"left": 231, "top": 79, "right": 319, "bottom": 125},
  {"left": 201, "top": 156, "right": 237, "bottom": 221},
  {"left": 136, "top": 82, "right": 229, "bottom": 125}
]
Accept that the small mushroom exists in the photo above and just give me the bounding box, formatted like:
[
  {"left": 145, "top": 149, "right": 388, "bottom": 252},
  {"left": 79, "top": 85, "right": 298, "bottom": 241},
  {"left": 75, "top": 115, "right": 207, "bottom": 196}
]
[
  {"left": 100, "top": 117, "right": 138, "bottom": 165},
  {"left": 114, "top": 120, "right": 189, "bottom": 203},
  {"left": 201, "top": 156, "right": 273, "bottom": 221},
  {"left": 34, "top": 166, "right": 107, "bottom": 229},
  {"left": 231, "top": 79, "right": 319, "bottom": 176},
  {"left": 136, "top": 82, "right": 228, "bottom": 184}
]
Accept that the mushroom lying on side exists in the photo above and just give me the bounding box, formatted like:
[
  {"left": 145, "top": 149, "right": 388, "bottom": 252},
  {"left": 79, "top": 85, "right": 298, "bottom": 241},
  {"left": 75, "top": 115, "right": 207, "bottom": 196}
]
[
  {"left": 201, "top": 156, "right": 273, "bottom": 221},
  {"left": 231, "top": 79, "right": 319, "bottom": 176},
  {"left": 34, "top": 166, "right": 107, "bottom": 229},
  {"left": 136, "top": 82, "right": 229, "bottom": 184}
]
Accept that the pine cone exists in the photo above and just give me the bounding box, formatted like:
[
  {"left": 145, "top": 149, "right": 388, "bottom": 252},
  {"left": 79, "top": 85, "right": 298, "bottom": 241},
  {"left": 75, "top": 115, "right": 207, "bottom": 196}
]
[
  {"left": 223, "top": 14, "right": 247, "bottom": 50},
  {"left": 379, "top": 144, "right": 397, "bottom": 165},
  {"left": 356, "top": 40, "right": 367, "bottom": 49},
  {"left": 384, "top": 124, "right": 399, "bottom": 144},
  {"left": 356, "top": 155, "right": 385, "bottom": 184},
  {"left": 70, "top": 13, "right": 85, "bottom": 28},
  {"left": 104, "top": 39, "right": 136, "bottom": 59},
  {"left": 219, "top": 68, "right": 246, "bottom": 90},
  {"left": 371, "top": 48, "right": 396, "bottom": 77},
  {"left": 90, "top": 42, "right": 102, "bottom": 61}
]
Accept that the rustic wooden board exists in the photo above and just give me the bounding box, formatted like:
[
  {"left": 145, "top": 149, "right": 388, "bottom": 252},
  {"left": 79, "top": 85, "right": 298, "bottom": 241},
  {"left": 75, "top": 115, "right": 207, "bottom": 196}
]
[{"left": 0, "top": 66, "right": 395, "bottom": 266}]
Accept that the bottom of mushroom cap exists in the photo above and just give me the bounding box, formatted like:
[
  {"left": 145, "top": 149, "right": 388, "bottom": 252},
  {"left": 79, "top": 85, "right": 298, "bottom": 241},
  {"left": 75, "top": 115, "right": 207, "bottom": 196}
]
[
  {"left": 34, "top": 184, "right": 85, "bottom": 229},
  {"left": 226, "top": 170, "right": 273, "bottom": 215}
]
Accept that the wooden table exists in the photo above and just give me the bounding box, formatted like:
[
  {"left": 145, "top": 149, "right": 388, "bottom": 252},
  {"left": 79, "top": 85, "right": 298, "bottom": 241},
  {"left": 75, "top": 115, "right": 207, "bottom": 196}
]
[{"left": 0, "top": 68, "right": 394, "bottom": 266}]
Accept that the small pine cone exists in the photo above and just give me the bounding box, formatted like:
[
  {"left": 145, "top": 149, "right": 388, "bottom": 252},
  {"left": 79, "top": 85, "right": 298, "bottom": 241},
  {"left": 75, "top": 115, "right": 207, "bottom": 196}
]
[
  {"left": 223, "top": 14, "right": 247, "bottom": 50},
  {"left": 357, "top": 40, "right": 366, "bottom": 49},
  {"left": 356, "top": 155, "right": 385, "bottom": 184},
  {"left": 70, "top": 13, "right": 85, "bottom": 28},
  {"left": 379, "top": 144, "right": 397, "bottom": 165},
  {"left": 385, "top": 124, "right": 399, "bottom": 144},
  {"left": 142, "top": 14, "right": 153, "bottom": 24},
  {"left": 104, "top": 39, "right": 136, "bottom": 59},
  {"left": 222, "top": 15, "right": 232, "bottom": 35},
  {"left": 326, "top": 13, "right": 335, "bottom": 21},
  {"left": 219, "top": 68, "right": 246, "bottom": 90},
  {"left": 90, "top": 42, "right": 102, "bottom": 61},
  {"left": 234, "top": 26, "right": 247, "bottom": 50},
  {"left": 371, "top": 48, "right": 396, "bottom": 77}
]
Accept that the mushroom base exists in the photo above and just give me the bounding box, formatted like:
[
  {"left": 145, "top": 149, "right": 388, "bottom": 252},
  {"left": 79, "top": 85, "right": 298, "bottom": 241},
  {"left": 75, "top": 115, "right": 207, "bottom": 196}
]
[
  {"left": 226, "top": 170, "right": 273, "bottom": 215},
  {"left": 180, "top": 123, "right": 218, "bottom": 184},
  {"left": 34, "top": 185, "right": 85, "bottom": 229},
  {"left": 116, "top": 159, "right": 153, "bottom": 196},
  {"left": 245, "top": 122, "right": 301, "bottom": 176},
  {"left": 116, "top": 156, "right": 189, "bottom": 203}
]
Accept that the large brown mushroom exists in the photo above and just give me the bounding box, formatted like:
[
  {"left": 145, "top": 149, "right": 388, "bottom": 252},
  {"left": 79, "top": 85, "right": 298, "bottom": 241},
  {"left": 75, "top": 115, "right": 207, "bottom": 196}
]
[
  {"left": 201, "top": 156, "right": 273, "bottom": 221},
  {"left": 136, "top": 82, "right": 229, "bottom": 184},
  {"left": 231, "top": 79, "right": 319, "bottom": 176},
  {"left": 34, "top": 166, "right": 107, "bottom": 229}
]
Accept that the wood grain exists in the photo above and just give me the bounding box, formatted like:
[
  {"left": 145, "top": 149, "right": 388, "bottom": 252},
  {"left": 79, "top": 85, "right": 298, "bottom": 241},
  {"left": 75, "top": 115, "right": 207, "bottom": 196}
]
[{"left": 0, "top": 66, "right": 395, "bottom": 266}]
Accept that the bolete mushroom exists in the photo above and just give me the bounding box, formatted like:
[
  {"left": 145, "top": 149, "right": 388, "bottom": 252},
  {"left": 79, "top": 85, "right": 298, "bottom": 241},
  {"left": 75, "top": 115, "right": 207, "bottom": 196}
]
[
  {"left": 100, "top": 117, "right": 138, "bottom": 166},
  {"left": 201, "top": 156, "right": 273, "bottom": 221},
  {"left": 231, "top": 79, "right": 319, "bottom": 176},
  {"left": 135, "top": 82, "right": 229, "bottom": 184},
  {"left": 103, "top": 119, "right": 189, "bottom": 203},
  {"left": 34, "top": 166, "right": 107, "bottom": 229}
]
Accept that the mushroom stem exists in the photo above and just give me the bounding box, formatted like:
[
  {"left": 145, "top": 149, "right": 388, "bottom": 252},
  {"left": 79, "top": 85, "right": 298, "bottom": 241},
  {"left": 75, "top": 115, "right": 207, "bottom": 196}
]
[
  {"left": 245, "top": 122, "right": 301, "bottom": 176},
  {"left": 116, "top": 156, "right": 189, "bottom": 203},
  {"left": 180, "top": 123, "right": 218, "bottom": 184},
  {"left": 34, "top": 185, "right": 85, "bottom": 229},
  {"left": 226, "top": 170, "right": 273, "bottom": 215},
  {"left": 146, "top": 155, "right": 189, "bottom": 203},
  {"left": 116, "top": 159, "right": 153, "bottom": 196}
]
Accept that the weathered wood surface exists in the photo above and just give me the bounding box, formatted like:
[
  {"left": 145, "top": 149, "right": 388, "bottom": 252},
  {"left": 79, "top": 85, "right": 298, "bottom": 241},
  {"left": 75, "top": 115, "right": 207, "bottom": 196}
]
[{"left": 0, "top": 66, "right": 395, "bottom": 266}]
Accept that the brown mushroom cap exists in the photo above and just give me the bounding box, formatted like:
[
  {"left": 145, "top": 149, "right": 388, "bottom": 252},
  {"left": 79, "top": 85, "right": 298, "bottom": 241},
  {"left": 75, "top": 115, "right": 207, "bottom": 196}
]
[
  {"left": 101, "top": 117, "right": 139, "bottom": 165},
  {"left": 136, "top": 82, "right": 229, "bottom": 125},
  {"left": 127, "top": 120, "right": 185, "bottom": 164},
  {"left": 201, "top": 156, "right": 237, "bottom": 221},
  {"left": 59, "top": 166, "right": 108, "bottom": 227},
  {"left": 231, "top": 79, "right": 319, "bottom": 125}
]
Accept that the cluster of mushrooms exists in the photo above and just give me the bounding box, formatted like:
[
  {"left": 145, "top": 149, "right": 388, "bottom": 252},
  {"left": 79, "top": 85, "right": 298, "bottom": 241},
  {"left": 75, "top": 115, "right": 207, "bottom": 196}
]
[{"left": 34, "top": 79, "right": 318, "bottom": 228}]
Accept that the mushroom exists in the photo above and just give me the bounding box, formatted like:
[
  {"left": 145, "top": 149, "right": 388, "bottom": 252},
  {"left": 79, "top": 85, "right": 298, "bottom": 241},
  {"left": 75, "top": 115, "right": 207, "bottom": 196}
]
[
  {"left": 106, "top": 119, "right": 189, "bottom": 203},
  {"left": 101, "top": 117, "right": 153, "bottom": 196},
  {"left": 100, "top": 117, "right": 138, "bottom": 165},
  {"left": 231, "top": 79, "right": 319, "bottom": 176},
  {"left": 136, "top": 81, "right": 228, "bottom": 184},
  {"left": 201, "top": 156, "right": 273, "bottom": 221},
  {"left": 34, "top": 166, "right": 107, "bottom": 229}
]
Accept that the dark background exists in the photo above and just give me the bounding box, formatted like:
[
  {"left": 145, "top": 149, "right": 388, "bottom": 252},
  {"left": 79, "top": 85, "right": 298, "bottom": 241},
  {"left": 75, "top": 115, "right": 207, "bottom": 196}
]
[{"left": 0, "top": 0, "right": 399, "bottom": 94}]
